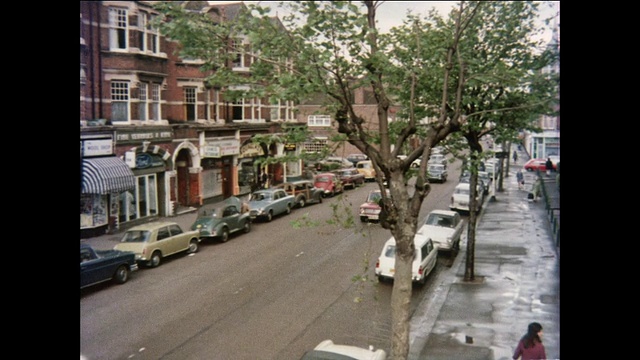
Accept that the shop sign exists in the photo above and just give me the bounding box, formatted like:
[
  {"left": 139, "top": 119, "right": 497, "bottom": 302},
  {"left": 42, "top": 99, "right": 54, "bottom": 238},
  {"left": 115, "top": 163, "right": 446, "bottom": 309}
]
[
  {"left": 284, "top": 143, "right": 297, "bottom": 151},
  {"left": 203, "top": 139, "right": 240, "bottom": 158},
  {"left": 240, "top": 143, "right": 264, "bottom": 158},
  {"left": 116, "top": 130, "right": 173, "bottom": 143},
  {"left": 203, "top": 145, "right": 220, "bottom": 158},
  {"left": 136, "top": 153, "right": 153, "bottom": 169},
  {"left": 82, "top": 139, "right": 113, "bottom": 156}
]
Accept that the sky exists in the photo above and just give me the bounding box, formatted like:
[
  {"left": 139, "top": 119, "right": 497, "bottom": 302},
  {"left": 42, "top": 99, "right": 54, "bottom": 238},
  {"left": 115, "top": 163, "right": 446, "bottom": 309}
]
[{"left": 211, "top": 1, "right": 559, "bottom": 45}]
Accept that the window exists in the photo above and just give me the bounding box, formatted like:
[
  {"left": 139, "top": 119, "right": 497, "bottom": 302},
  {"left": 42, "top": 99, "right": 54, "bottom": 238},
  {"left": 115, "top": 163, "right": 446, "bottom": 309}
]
[
  {"left": 150, "top": 84, "right": 160, "bottom": 120},
  {"left": 168, "top": 224, "right": 183, "bottom": 236},
  {"left": 139, "top": 12, "right": 159, "bottom": 54},
  {"left": 308, "top": 115, "right": 331, "bottom": 127},
  {"left": 185, "top": 87, "right": 197, "bottom": 121},
  {"left": 157, "top": 227, "right": 170, "bottom": 241},
  {"left": 109, "top": 8, "right": 128, "bottom": 50},
  {"left": 137, "top": 82, "right": 161, "bottom": 121},
  {"left": 111, "top": 81, "right": 130, "bottom": 122},
  {"left": 304, "top": 137, "right": 328, "bottom": 153},
  {"left": 231, "top": 38, "right": 252, "bottom": 69},
  {"left": 139, "top": 82, "right": 148, "bottom": 120}
]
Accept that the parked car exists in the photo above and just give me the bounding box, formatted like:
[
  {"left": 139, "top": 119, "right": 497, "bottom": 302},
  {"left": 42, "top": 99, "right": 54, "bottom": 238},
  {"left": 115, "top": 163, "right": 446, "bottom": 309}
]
[
  {"left": 274, "top": 180, "right": 323, "bottom": 208},
  {"left": 397, "top": 154, "right": 421, "bottom": 168},
  {"left": 427, "top": 153, "right": 447, "bottom": 167},
  {"left": 319, "top": 156, "right": 354, "bottom": 170},
  {"left": 301, "top": 339, "right": 387, "bottom": 360},
  {"left": 356, "top": 160, "right": 376, "bottom": 182},
  {"left": 417, "top": 210, "right": 464, "bottom": 253},
  {"left": 458, "top": 173, "right": 486, "bottom": 199},
  {"left": 190, "top": 196, "right": 251, "bottom": 242},
  {"left": 346, "top": 153, "right": 368, "bottom": 167},
  {"left": 114, "top": 222, "right": 200, "bottom": 268},
  {"left": 450, "top": 182, "right": 482, "bottom": 213},
  {"left": 81, "top": 243, "right": 138, "bottom": 289},
  {"left": 358, "top": 189, "right": 390, "bottom": 222},
  {"left": 333, "top": 168, "right": 365, "bottom": 189},
  {"left": 375, "top": 234, "right": 438, "bottom": 285},
  {"left": 314, "top": 172, "right": 344, "bottom": 197},
  {"left": 247, "top": 188, "right": 295, "bottom": 221},
  {"left": 523, "top": 158, "right": 556, "bottom": 172},
  {"left": 426, "top": 163, "right": 448, "bottom": 183}
]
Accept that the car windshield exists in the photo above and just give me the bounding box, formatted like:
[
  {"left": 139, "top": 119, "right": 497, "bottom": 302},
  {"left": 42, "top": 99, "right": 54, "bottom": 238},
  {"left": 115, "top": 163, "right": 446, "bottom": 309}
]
[
  {"left": 426, "top": 214, "right": 453, "bottom": 227},
  {"left": 316, "top": 176, "right": 330, "bottom": 182},
  {"left": 367, "top": 192, "right": 382, "bottom": 203},
  {"left": 121, "top": 230, "right": 151, "bottom": 243},
  {"left": 251, "top": 193, "right": 272, "bottom": 201},
  {"left": 455, "top": 188, "right": 470, "bottom": 195}
]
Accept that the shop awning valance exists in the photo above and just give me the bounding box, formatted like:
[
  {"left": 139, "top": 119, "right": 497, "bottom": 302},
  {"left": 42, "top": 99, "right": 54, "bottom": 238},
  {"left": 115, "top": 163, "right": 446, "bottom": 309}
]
[{"left": 82, "top": 157, "right": 136, "bottom": 195}]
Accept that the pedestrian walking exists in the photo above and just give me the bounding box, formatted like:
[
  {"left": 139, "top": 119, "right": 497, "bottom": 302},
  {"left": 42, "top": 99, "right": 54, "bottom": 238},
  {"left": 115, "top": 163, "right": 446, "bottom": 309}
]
[
  {"left": 516, "top": 169, "right": 524, "bottom": 190},
  {"left": 512, "top": 150, "right": 518, "bottom": 163},
  {"left": 545, "top": 157, "right": 553, "bottom": 176},
  {"left": 512, "top": 322, "right": 546, "bottom": 360}
]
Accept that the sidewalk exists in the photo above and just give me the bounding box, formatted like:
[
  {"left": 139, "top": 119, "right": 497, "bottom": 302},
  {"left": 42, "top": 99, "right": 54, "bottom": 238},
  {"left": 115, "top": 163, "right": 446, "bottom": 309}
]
[{"left": 409, "top": 147, "right": 560, "bottom": 359}]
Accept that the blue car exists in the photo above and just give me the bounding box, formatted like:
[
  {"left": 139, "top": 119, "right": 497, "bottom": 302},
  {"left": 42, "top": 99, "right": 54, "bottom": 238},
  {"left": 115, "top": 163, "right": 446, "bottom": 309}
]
[
  {"left": 247, "top": 188, "right": 295, "bottom": 222},
  {"left": 80, "top": 243, "right": 138, "bottom": 289}
]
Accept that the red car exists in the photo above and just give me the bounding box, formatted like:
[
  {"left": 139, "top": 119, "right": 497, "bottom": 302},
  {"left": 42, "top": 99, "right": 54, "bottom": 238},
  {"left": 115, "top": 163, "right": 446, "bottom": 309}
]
[
  {"left": 523, "top": 158, "right": 556, "bottom": 172},
  {"left": 314, "top": 172, "right": 343, "bottom": 197}
]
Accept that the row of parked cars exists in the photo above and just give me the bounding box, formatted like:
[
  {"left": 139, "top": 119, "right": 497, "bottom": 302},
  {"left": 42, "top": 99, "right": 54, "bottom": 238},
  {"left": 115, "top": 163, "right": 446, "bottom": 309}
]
[{"left": 80, "top": 163, "right": 375, "bottom": 290}]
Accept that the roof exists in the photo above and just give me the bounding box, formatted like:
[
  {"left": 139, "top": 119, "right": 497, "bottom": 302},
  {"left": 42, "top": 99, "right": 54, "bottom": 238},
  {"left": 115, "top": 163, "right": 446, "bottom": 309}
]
[
  {"left": 125, "top": 221, "right": 178, "bottom": 231},
  {"left": 429, "top": 209, "right": 458, "bottom": 216}
]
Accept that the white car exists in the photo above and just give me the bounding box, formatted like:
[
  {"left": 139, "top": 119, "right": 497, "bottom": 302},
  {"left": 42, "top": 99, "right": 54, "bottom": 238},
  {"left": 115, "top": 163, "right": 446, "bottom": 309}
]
[
  {"left": 375, "top": 234, "right": 438, "bottom": 285},
  {"left": 301, "top": 339, "right": 387, "bottom": 360},
  {"left": 417, "top": 210, "right": 464, "bottom": 253},
  {"left": 450, "top": 183, "right": 482, "bottom": 213}
]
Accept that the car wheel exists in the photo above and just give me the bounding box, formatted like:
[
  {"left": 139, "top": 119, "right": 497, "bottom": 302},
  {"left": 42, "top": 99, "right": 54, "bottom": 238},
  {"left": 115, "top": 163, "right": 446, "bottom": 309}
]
[
  {"left": 318, "top": 196, "right": 323, "bottom": 204},
  {"left": 243, "top": 220, "right": 251, "bottom": 233},
  {"left": 360, "top": 216, "right": 368, "bottom": 223},
  {"left": 299, "top": 197, "right": 306, "bottom": 208},
  {"left": 188, "top": 239, "right": 199, "bottom": 253},
  {"left": 220, "top": 228, "right": 230, "bottom": 243},
  {"left": 266, "top": 211, "right": 273, "bottom": 222},
  {"left": 113, "top": 265, "right": 130, "bottom": 284},
  {"left": 148, "top": 251, "right": 161, "bottom": 268},
  {"left": 285, "top": 204, "right": 292, "bottom": 215}
]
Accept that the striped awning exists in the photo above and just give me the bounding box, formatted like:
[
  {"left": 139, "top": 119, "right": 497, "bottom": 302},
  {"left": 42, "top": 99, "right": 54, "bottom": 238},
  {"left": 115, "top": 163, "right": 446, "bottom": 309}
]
[{"left": 82, "top": 157, "right": 136, "bottom": 194}]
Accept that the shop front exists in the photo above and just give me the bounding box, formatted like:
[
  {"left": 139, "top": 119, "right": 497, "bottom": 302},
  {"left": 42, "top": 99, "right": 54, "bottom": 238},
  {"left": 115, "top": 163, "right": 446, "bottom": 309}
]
[{"left": 81, "top": 156, "right": 136, "bottom": 237}]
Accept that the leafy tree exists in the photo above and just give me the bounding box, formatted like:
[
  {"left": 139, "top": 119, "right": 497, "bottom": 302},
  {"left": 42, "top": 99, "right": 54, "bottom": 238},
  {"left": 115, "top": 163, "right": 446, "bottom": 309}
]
[{"left": 153, "top": 1, "right": 558, "bottom": 358}]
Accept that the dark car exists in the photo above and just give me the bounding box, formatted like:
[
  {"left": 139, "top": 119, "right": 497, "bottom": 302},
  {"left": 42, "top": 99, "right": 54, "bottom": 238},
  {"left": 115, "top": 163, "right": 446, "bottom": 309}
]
[
  {"left": 333, "top": 168, "right": 365, "bottom": 189},
  {"left": 190, "top": 196, "right": 251, "bottom": 242},
  {"left": 81, "top": 243, "right": 138, "bottom": 289}
]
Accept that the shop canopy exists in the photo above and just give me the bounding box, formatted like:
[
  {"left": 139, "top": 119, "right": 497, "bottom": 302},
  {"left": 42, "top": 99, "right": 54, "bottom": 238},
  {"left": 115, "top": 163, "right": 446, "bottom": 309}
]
[{"left": 81, "top": 157, "right": 136, "bottom": 195}]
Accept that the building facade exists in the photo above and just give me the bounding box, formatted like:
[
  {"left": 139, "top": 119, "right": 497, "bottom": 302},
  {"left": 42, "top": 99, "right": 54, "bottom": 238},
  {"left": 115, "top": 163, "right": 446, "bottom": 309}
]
[{"left": 80, "top": 1, "right": 302, "bottom": 237}]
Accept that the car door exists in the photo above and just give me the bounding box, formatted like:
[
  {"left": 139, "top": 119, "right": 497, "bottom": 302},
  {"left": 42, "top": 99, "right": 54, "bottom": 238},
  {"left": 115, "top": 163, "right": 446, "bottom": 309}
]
[
  {"left": 422, "top": 240, "right": 437, "bottom": 276},
  {"left": 167, "top": 224, "right": 189, "bottom": 254},
  {"left": 80, "top": 247, "right": 105, "bottom": 287},
  {"left": 223, "top": 204, "right": 240, "bottom": 232},
  {"left": 155, "top": 225, "right": 177, "bottom": 255}
]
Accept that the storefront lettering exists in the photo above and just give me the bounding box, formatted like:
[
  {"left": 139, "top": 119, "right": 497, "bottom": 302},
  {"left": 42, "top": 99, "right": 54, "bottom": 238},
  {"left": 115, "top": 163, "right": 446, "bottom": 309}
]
[{"left": 116, "top": 131, "right": 173, "bottom": 142}]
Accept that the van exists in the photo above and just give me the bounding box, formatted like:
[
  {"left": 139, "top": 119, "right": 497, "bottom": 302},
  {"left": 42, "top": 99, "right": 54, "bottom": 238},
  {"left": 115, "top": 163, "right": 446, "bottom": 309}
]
[{"left": 375, "top": 234, "right": 438, "bottom": 285}]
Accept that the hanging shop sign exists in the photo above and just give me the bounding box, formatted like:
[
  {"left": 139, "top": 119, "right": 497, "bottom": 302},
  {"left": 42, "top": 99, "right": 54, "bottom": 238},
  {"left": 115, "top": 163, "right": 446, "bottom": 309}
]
[{"left": 284, "top": 143, "right": 297, "bottom": 151}]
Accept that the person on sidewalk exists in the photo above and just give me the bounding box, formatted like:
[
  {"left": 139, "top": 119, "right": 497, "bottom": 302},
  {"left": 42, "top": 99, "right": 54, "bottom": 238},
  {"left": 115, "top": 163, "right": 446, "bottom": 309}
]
[
  {"left": 512, "top": 322, "right": 546, "bottom": 360},
  {"left": 545, "top": 157, "right": 553, "bottom": 176},
  {"left": 516, "top": 169, "right": 524, "bottom": 190},
  {"left": 512, "top": 150, "right": 518, "bottom": 163}
]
